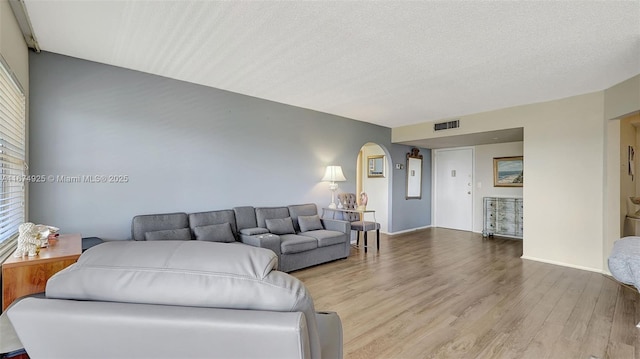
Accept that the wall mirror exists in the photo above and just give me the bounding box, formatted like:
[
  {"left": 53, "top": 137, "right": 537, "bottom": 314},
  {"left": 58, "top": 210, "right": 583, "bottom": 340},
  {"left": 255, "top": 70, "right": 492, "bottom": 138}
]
[
  {"left": 406, "top": 148, "right": 423, "bottom": 199},
  {"left": 367, "top": 155, "right": 385, "bottom": 177}
]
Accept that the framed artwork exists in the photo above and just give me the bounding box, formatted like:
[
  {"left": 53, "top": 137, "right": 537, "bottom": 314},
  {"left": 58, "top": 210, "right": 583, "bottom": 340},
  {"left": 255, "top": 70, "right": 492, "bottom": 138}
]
[
  {"left": 493, "top": 156, "right": 523, "bottom": 187},
  {"left": 367, "top": 155, "right": 385, "bottom": 178},
  {"left": 629, "top": 145, "right": 635, "bottom": 181}
]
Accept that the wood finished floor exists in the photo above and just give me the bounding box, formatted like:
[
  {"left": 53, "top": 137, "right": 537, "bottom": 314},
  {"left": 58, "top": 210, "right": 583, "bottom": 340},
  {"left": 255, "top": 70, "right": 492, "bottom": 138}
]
[{"left": 293, "top": 228, "right": 640, "bottom": 359}]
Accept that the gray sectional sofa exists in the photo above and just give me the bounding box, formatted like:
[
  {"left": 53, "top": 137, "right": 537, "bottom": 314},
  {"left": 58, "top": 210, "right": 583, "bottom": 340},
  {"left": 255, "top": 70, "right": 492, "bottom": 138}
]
[{"left": 131, "top": 203, "right": 351, "bottom": 272}]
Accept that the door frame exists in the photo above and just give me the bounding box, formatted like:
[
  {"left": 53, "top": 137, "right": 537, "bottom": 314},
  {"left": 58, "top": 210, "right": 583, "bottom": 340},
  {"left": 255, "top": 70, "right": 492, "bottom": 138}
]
[
  {"left": 356, "top": 142, "right": 391, "bottom": 233},
  {"left": 432, "top": 146, "right": 475, "bottom": 230}
]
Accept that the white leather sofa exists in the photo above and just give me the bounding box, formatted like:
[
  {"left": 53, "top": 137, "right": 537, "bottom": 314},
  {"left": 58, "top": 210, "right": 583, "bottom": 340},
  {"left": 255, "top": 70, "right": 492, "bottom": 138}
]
[{"left": 4, "top": 240, "right": 343, "bottom": 359}]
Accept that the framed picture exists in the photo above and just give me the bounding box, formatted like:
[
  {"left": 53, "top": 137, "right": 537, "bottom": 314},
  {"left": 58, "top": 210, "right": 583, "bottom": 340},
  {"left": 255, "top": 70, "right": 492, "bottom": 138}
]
[
  {"left": 493, "top": 156, "right": 523, "bottom": 187},
  {"left": 629, "top": 145, "right": 635, "bottom": 180},
  {"left": 367, "top": 155, "right": 385, "bottom": 178}
]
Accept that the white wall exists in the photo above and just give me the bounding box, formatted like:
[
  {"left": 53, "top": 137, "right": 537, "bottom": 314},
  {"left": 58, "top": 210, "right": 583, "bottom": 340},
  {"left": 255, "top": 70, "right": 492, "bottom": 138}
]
[
  {"left": 473, "top": 141, "right": 524, "bottom": 233},
  {"left": 361, "top": 143, "right": 389, "bottom": 232}
]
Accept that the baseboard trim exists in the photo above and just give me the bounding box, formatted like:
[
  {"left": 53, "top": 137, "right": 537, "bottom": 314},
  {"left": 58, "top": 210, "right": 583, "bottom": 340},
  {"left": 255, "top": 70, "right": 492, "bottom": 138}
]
[
  {"left": 520, "top": 255, "right": 603, "bottom": 274},
  {"left": 386, "top": 225, "right": 432, "bottom": 236}
]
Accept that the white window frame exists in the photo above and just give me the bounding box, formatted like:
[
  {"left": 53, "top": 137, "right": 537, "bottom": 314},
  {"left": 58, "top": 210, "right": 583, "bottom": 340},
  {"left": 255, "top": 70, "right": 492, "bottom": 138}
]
[{"left": 0, "top": 55, "right": 26, "bottom": 261}]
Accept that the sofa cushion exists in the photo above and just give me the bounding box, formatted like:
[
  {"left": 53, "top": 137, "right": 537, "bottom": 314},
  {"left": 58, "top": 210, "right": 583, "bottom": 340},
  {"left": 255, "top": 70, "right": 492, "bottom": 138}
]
[
  {"left": 265, "top": 217, "right": 296, "bottom": 235},
  {"left": 47, "top": 241, "right": 278, "bottom": 303},
  {"left": 132, "top": 212, "right": 189, "bottom": 241},
  {"left": 45, "top": 241, "right": 322, "bottom": 358},
  {"left": 145, "top": 228, "right": 192, "bottom": 241},
  {"left": 255, "top": 207, "right": 290, "bottom": 228},
  {"left": 279, "top": 234, "right": 318, "bottom": 254},
  {"left": 233, "top": 206, "right": 258, "bottom": 231},
  {"left": 193, "top": 223, "right": 235, "bottom": 243},
  {"left": 189, "top": 210, "right": 237, "bottom": 238},
  {"left": 288, "top": 204, "right": 319, "bottom": 232},
  {"left": 239, "top": 227, "right": 270, "bottom": 236},
  {"left": 298, "top": 215, "right": 324, "bottom": 233},
  {"left": 300, "top": 230, "right": 346, "bottom": 247}
]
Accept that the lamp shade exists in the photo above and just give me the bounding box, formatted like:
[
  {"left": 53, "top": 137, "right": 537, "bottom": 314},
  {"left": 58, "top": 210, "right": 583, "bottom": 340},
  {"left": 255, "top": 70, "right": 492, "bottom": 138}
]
[{"left": 321, "top": 165, "right": 346, "bottom": 182}]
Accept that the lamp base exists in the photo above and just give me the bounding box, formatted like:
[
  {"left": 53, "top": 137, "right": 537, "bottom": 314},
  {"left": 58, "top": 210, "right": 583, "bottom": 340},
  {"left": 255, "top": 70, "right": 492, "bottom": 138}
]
[{"left": 328, "top": 202, "right": 337, "bottom": 209}]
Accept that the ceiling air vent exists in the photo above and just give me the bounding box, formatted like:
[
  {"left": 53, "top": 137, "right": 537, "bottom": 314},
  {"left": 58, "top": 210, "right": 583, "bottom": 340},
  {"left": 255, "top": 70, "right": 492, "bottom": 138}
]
[{"left": 434, "top": 119, "right": 460, "bottom": 131}]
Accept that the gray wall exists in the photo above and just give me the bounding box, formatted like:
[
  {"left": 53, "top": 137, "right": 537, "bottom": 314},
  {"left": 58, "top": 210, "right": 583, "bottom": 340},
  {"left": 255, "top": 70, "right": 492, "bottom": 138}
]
[
  {"left": 29, "top": 51, "right": 430, "bottom": 239},
  {"left": 389, "top": 144, "right": 432, "bottom": 233}
]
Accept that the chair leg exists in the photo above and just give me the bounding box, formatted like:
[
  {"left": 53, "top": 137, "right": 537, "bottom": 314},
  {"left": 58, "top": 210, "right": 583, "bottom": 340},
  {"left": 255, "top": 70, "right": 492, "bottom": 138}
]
[
  {"left": 356, "top": 231, "right": 360, "bottom": 246},
  {"left": 376, "top": 229, "right": 380, "bottom": 251},
  {"left": 364, "top": 231, "right": 368, "bottom": 253}
]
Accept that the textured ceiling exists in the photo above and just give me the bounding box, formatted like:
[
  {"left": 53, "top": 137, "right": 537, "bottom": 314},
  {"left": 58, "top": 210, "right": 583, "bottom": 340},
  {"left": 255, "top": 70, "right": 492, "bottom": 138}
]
[{"left": 23, "top": 1, "right": 640, "bottom": 129}]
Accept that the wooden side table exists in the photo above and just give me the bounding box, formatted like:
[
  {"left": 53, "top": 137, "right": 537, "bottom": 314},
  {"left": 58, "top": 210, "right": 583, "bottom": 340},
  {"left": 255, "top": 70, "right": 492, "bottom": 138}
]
[{"left": 2, "top": 233, "right": 82, "bottom": 311}]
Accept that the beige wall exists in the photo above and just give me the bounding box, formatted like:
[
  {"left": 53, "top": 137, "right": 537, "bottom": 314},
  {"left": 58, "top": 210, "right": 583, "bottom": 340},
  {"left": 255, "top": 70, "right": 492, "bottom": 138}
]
[
  {"left": 605, "top": 75, "right": 640, "bottom": 121},
  {"left": 637, "top": 126, "right": 640, "bottom": 195},
  {"left": 523, "top": 92, "right": 605, "bottom": 271},
  {"left": 605, "top": 119, "right": 621, "bottom": 274},
  {"left": 0, "top": 0, "right": 28, "bottom": 90},
  {"left": 620, "top": 114, "right": 640, "bottom": 235},
  {"left": 393, "top": 110, "right": 525, "bottom": 144},
  {"left": 393, "top": 81, "right": 640, "bottom": 272},
  {"left": 473, "top": 141, "right": 524, "bottom": 233},
  {"left": 0, "top": 0, "right": 27, "bottom": 259},
  {"left": 603, "top": 75, "right": 640, "bottom": 274}
]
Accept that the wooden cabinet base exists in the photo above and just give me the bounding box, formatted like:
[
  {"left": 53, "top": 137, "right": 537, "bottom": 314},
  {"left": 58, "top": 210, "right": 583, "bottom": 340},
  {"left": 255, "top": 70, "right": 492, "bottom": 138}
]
[
  {"left": 2, "top": 350, "right": 29, "bottom": 358},
  {"left": 2, "top": 234, "right": 81, "bottom": 311}
]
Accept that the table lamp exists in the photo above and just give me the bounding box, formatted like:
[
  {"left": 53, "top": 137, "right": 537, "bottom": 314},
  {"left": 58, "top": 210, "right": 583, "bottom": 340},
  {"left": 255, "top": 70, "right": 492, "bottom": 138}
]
[{"left": 322, "top": 165, "right": 346, "bottom": 209}]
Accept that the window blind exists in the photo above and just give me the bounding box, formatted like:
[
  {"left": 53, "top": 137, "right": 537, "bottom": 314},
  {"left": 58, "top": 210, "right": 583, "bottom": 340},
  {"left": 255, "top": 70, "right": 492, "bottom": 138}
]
[{"left": 0, "top": 57, "right": 26, "bottom": 253}]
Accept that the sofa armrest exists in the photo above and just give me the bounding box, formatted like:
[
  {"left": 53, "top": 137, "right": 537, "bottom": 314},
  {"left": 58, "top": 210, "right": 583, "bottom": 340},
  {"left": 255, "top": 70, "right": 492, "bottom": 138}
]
[
  {"left": 0, "top": 306, "right": 23, "bottom": 355},
  {"left": 316, "top": 311, "right": 343, "bottom": 359},
  {"left": 321, "top": 219, "right": 350, "bottom": 234},
  {"left": 9, "top": 298, "right": 312, "bottom": 359},
  {"left": 240, "top": 233, "right": 281, "bottom": 256}
]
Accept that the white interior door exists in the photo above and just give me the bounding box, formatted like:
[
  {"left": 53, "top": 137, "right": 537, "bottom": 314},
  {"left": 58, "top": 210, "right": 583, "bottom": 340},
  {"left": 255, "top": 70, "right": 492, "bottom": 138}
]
[{"left": 434, "top": 148, "right": 473, "bottom": 231}]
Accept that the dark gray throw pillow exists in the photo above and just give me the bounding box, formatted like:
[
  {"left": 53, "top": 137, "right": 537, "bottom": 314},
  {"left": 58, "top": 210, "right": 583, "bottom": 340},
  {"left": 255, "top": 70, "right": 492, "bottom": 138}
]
[
  {"left": 194, "top": 222, "right": 236, "bottom": 243},
  {"left": 298, "top": 215, "right": 324, "bottom": 232},
  {"left": 265, "top": 217, "right": 296, "bottom": 235},
  {"left": 144, "top": 228, "right": 191, "bottom": 241}
]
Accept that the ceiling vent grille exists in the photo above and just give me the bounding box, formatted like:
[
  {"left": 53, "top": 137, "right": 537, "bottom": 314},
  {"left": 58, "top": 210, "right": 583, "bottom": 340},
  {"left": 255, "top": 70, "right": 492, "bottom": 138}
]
[{"left": 434, "top": 119, "right": 460, "bottom": 131}]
